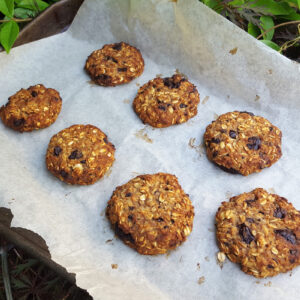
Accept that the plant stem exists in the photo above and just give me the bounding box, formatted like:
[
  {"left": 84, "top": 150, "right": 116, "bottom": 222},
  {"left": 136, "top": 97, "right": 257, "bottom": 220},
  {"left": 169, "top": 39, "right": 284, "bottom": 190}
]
[
  {"left": 0, "top": 18, "right": 32, "bottom": 23},
  {"left": 0, "top": 246, "right": 13, "bottom": 300},
  {"left": 257, "top": 21, "right": 300, "bottom": 40}
]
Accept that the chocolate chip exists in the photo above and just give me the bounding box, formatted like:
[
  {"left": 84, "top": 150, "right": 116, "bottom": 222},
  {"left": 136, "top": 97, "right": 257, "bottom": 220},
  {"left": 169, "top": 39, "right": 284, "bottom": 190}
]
[
  {"left": 240, "top": 111, "right": 254, "bottom": 116},
  {"left": 275, "top": 229, "right": 296, "bottom": 245},
  {"left": 13, "top": 118, "right": 25, "bottom": 127},
  {"left": 211, "top": 138, "right": 220, "bottom": 144},
  {"left": 239, "top": 223, "right": 254, "bottom": 244},
  {"left": 118, "top": 67, "right": 127, "bottom": 72},
  {"left": 53, "top": 146, "right": 62, "bottom": 156},
  {"left": 31, "top": 91, "right": 38, "bottom": 97},
  {"left": 180, "top": 103, "right": 188, "bottom": 108},
  {"left": 68, "top": 150, "right": 83, "bottom": 160},
  {"left": 128, "top": 215, "right": 133, "bottom": 220},
  {"left": 112, "top": 43, "right": 122, "bottom": 50},
  {"left": 246, "top": 218, "right": 255, "bottom": 223},
  {"left": 125, "top": 193, "right": 132, "bottom": 197},
  {"left": 229, "top": 130, "right": 237, "bottom": 139},
  {"left": 80, "top": 160, "right": 86, "bottom": 164},
  {"left": 60, "top": 170, "right": 68, "bottom": 178},
  {"left": 158, "top": 105, "right": 166, "bottom": 111},
  {"left": 247, "top": 136, "right": 261, "bottom": 150},
  {"left": 274, "top": 207, "right": 286, "bottom": 219},
  {"left": 105, "top": 56, "right": 118, "bottom": 63}
]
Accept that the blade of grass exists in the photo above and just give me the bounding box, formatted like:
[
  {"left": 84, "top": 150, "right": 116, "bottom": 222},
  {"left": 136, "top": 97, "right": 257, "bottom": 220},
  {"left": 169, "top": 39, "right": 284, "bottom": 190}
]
[{"left": 0, "top": 246, "right": 13, "bottom": 300}]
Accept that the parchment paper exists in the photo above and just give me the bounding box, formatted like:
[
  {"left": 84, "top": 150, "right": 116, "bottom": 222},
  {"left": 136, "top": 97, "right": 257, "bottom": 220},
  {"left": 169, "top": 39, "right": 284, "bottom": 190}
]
[{"left": 1, "top": 0, "right": 300, "bottom": 299}]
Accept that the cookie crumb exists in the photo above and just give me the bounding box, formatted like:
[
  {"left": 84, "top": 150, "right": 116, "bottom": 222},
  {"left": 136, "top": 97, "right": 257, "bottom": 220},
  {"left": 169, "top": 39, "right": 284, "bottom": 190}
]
[
  {"left": 268, "top": 69, "right": 273, "bottom": 74},
  {"left": 111, "top": 264, "right": 118, "bottom": 269},
  {"left": 105, "top": 239, "right": 113, "bottom": 244},
  {"left": 202, "top": 96, "right": 209, "bottom": 105},
  {"left": 175, "top": 69, "right": 188, "bottom": 80},
  {"left": 197, "top": 262, "right": 201, "bottom": 270},
  {"left": 217, "top": 251, "right": 226, "bottom": 269},
  {"left": 229, "top": 47, "right": 238, "bottom": 55},
  {"left": 255, "top": 95, "right": 260, "bottom": 102},
  {"left": 188, "top": 138, "right": 204, "bottom": 156},
  {"left": 197, "top": 276, "right": 205, "bottom": 285},
  {"left": 135, "top": 127, "right": 153, "bottom": 143},
  {"left": 205, "top": 256, "right": 210, "bottom": 262},
  {"left": 213, "top": 113, "right": 219, "bottom": 120},
  {"left": 123, "top": 99, "right": 130, "bottom": 104},
  {"left": 264, "top": 281, "right": 272, "bottom": 287}
]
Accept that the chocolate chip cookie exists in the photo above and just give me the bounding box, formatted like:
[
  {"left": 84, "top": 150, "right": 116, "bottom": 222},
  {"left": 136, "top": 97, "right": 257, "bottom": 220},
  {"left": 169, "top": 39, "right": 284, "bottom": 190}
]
[
  {"left": 133, "top": 74, "right": 200, "bottom": 128},
  {"left": 106, "top": 173, "right": 194, "bottom": 255},
  {"left": 204, "top": 111, "right": 282, "bottom": 175},
  {"left": 0, "top": 84, "right": 62, "bottom": 132},
  {"left": 85, "top": 42, "right": 144, "bottom": 86},
  {"left": 46, "top": 124, "right": 115, "bottom": 185},
  {"left": 216, "top": 188, "right": 300, "bottom": 278}
]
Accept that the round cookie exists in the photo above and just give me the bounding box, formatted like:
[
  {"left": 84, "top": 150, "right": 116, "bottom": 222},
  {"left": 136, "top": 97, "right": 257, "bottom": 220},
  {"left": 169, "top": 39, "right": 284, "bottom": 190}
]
[
  {"left": 46, "top": 124, "right": 115, "bottom": 185},
  {"left": 216, "top": 188, "right": 300, "bottom": 278},
  {"left": 106, "top": 173, "right": 194, "bottom": 255},
  {"left": 133, "top": 74, "right": 200, "bottom": 128},
  {"left": 0, "top": 84, "right": 62, "bottom": 132},
  {"left": 85, "top": 42, "right": 144, "bottom": 86},
  {"left": 204, "top": 111, "right": 282, "bottom": 175}
]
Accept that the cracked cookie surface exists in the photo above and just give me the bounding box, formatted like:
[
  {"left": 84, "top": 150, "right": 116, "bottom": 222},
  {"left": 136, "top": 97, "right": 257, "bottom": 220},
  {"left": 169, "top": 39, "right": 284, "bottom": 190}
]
[
  {"left": 133, "top": 74, "right": 199, "bottom": 128},
  {"left": 46, "top": 124, "right": 115, "bottom": 185},
  {"left": 0, "top": 84, "right": 62, "bottom": 132},
  {"left": 216, "top": 188, "right": 300, "bottom": 278},
  {"left": 106, "top": 173, "right": 194, "bottom": 255},
  {"left": 204, "top": 111, "right": 282, "bottom": 175},
  {"left": 85, "top": 42, "right": 144, "bottom": 86}
]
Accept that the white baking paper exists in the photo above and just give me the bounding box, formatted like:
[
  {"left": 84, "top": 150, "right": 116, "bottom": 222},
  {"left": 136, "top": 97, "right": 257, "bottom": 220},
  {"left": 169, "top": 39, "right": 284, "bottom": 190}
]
[{"left": 1, "top": 0, "right": 300, "bottom": 299}]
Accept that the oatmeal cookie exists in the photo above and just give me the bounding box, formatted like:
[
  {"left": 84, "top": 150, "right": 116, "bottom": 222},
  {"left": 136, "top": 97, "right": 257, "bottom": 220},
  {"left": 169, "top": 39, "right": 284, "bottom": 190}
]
[
  {"left": 133, "top": 74, "right": 199, "bottom": 128},
  {"left": 0, "top": 84, "right": 62, "bottom": 132},
  {"left": 85, "top": 42, "right": 144, "bottom": 86},
  {"left": 106, "top": 173, "right": 194, "bottom": 255},
  {"left": 46, "top": 124, "right": 115, "bottom": 185},
  {"left": 204, "top": 111, "right": 282, "bottom": 175},
  {"left": 216, "top": 188, "right": 300, "bottom": 278}
]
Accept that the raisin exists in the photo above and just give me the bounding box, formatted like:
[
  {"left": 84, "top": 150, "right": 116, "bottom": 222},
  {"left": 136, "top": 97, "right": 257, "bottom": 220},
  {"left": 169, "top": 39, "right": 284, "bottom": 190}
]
[
  {"left": 275, "top": 229, "right": 296, "bottom": 245},
  {"left": 31, "top": 91, "right": 38, "bottom": 97},
  {"left": 163, "top": 77, "right": 181, "bottom": 89},
  {"left": 180, "top": 103, "right": 187, "bottom": 108},
  {"left": 240, "top": 111, "right": 254, "bottom": 116},
  {"left": 164, "top": 225, "right": 169, "bottom": 229},
  {"left": 239, "top": 223, "right": 254, "bottom": 244},
  {"left": 158, "top": 105, "right": 166, "bottom": 111},
  {"left": 171, "top": 219, "right": 175, "bottom": 224},
  {"left": 105, "top": 56, "right": 118, "bottom": 63},
  {"left": 274, "top": 207, "right": 286, "bottom": 219},
  {"left": 104, "top": 137, "right": 108, "bottom": 144},
  {"left": 245, "top": 199, "right": 256, "bottom": 206},
  {"left": 112, "top": 43, "right": 122, "bottom": 50},
  {"left": 269, "top": 127, "right": 273, "bottom": 131},
  {"left": 117, "top": 67, "right": 127, "bottom": 72},
  {"left": 80, "top": 160, "right": 86, "bottom": 164},
  {"left": 115, "top": 224, "right": 134, "bottom": 244},
  {"left": 246, "top": 218, "right": 255, "bottom": 223},
  {"left": 129, "top": 206, "right": 134, "bottom": 211},
  {"left": 247, "top": 136, "right": 261, "bottom": 150},
  {"left": 155, "top": 217, "right": 164, "bottom": 222},
  {"left": 53, "top": 146, "right": 62, "bottom": 156},
  {"left": 13, "top": 118, "right": 25, "bottom": 127},
  {"left": 267, "top": 264, "right": 274, "bottom": 269},
  {"left": 128, "top": 215, "right": 133, "bottom": 220},
  {"left": 290, "top": 249, "right": 297, "bottom": 255},
  {"left": 211, "top": 138, "right": 220, "bottom": 144},
  {"left": 212, "top": 151, "right": 218, "bottom": 158},
  {"left": 125, "top": 193, "right": 132, "bottom": 197},
  {"left": 229, "top": 130, "right": 237, "bottom": 139},
  {"left": 68, "top": 150, "right": 83, "bottom": 160},
  {"left": 60, "top": 170, "right": 68, "bottom": 178},
  {"left": 95, "top": 74, "right": 111, "bottom": 82}
]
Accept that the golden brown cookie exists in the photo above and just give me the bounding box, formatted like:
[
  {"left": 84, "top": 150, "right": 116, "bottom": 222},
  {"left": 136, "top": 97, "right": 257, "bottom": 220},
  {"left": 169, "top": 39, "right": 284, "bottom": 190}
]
[
  {"left": 204, "top": 111, "right": 282, "bottom": 175},
  {"left": 0, "top": 84, "right": 62, "bottom": 132},
  {"left": 216, "top": 188, "right": 300, "bottom": 278},
  {"left": 133, "top": 74, "right": 200, "bottom": 128},
  {"left": 106, "top": 173, "right": 194, "bottom": 255},
  {"left": 85, "top": 42, "right": 144, "bottom": 86},
  {"left": 46, "top": 124, "right": 115, "bottom": 185}
]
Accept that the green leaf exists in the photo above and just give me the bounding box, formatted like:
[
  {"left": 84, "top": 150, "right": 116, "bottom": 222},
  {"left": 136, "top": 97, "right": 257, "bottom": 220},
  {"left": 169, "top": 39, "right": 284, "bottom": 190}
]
[
  {"left": 17, "top": 0, "right": 49, "bottom": 12},
  {"left": 260, "top": 39, "right": 280, "bottom": 51},
  {"left": 0, "top": 20, "right": 19, "bottom": 53},
  {"left": 14, "top": 7, "right": 37, "bottom": 18},
  {"left": 260, "top": 16, "right": 274, "bottom": 40},
  {"left": 248, "top": 22, "right": 260, "bottom": 37},
  {"left": 0, "top": 0, "right": 14, "bottom": 18},
  {"left": 249, "top": 0, "right": 294, "bottom": 15},
  {"left": 11, "top": 277, "right": 29, "bottom": 289},
  {"left": 11, "top": 259, "right": 38, "bottom": 275},
  {"left": 280, "top": 11, "right": 300, "bottom": 20}
]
